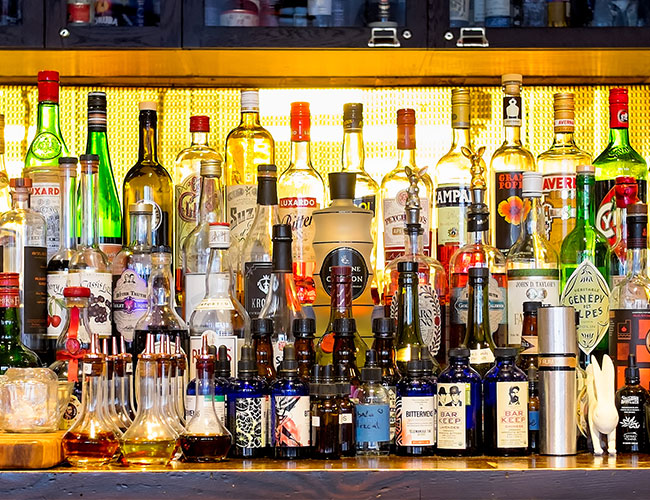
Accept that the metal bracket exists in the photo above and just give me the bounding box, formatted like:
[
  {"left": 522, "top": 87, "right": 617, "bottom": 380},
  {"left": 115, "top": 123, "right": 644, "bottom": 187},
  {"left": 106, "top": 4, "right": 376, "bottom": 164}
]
[
  {"left": 456, "top": 27, "right": 489, "bottom": 48},
  {"left": 368, "top": 26, "right": 401, "bottom": 48}
]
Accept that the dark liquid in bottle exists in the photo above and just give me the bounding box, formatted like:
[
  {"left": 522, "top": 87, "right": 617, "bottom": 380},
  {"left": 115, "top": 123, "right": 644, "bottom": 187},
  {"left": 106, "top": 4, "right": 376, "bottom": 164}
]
[{"left": 180, "top": 434, "right": 231, "bottom": 462}]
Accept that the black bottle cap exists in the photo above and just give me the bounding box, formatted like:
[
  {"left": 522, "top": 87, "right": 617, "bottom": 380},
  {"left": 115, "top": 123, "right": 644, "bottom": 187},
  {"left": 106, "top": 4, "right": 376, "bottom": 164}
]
[
  {"left": 361, "top": 349, "right": 382, "bottom": 383},
  {"left": 406, "top": 346, "right": 422, "bottom": 376},
  {"left": 251, "top": 318, "right": 274, "bottom": 338},
  {"left": 468, "top": 266, "right": 489, "bottom": 280},
  {"left": 397, "top": 261, "right": 418, "bottom": 274},
  {"left": 79, "top": 154, "right": 100, "bottom": 163},
  {"left": 87, "top": 91, "right": 106, "bottom": 109},
  {"left": 216, "top": 345, "right": 231, "bottom": 378},
  {"left": 405, "top": 223, "right": 424, "bottom": 237},
  {"left": 258, "top": 164, "right": 277, "bottom": 173},
  {"left": 335, "top": 364, "right": 351, "bottom": 397},
  {"left": 467, "top": 203, "right": 489, "bottom": 232},
  {"left": 449, "top": 347, "right": 471, "bottom": 361},
  {"left": 293, "top": 318, "right": 316, "bottom": 339},
  {"left": 625, "top": 354, "right": 640, "bottom": 385},
  {"left": 237, "top": 344, "right": 258, "bottom": 377},
  {"left": 333, "top": 318, "right": 356, "bottom": 337},
  {"left": 523, "top": 301, "right": 542, "bottom": 314},
  {"left": 372, "top": 317, "right": 395, "bottom": 338},
  {"left": 273, "top": 223, "right": 292, "bottom": 240},
  {"left": 495, "top": 347, "right": 517, "bottom": 360},
  {"left": 58, "top": 156, "right": 77, "bottom": 165},
  {"left": 343, "top": 103, "right": 363, "bottom": 129},
  {"left": 279, "top": 344, "right": 299, "bottom": 376},
  {"left": 319, "top": 364, "right": 338, "bottom": 397},
  {"left": 329, "top": 172, "right": 356, "bottom": 200},
  {"left": 272, "top": 223, "right": 293, "bottom": 272}
]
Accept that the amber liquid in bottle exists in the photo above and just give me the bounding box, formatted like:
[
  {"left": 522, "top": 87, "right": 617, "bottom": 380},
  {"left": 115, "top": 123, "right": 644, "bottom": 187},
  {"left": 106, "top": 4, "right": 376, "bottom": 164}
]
[
  {"left": 63, "top": 430, "right": 120, "bottom": 464},
  {"left": 179, "top": 434, "right": 232, "bottom": 462}
]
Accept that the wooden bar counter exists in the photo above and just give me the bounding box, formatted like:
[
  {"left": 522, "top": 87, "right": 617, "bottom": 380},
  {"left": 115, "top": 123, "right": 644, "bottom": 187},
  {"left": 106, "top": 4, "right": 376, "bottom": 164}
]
[{"left": 1, "top": 454, "right": 648, "bottom": 499}]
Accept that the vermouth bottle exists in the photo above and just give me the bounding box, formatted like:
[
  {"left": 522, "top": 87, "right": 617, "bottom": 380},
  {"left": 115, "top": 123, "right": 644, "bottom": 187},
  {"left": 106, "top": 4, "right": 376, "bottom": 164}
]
[
  {"left": 608, "top": 176, "right": 639, "bottom": 288},
  {"left": 490, "top": 74, "right": 536, "bottom": 256}
]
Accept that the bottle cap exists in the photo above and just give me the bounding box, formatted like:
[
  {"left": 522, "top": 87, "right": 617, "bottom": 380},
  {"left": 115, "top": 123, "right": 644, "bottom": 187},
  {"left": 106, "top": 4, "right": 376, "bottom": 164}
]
[
  {"left": 58, "top": 156, "right": 77, "bottom": 165},
  {"left": 576, "top": 164, "right": 595, "bottom": 175},
  {"left": 290, "top": 102, "right": 310, "bottom": 141},
  {"left": 129, "top": 202, "right": 154, "bottom": 215},
  {"left": 609, "top": 87, "right": 629, "bottom": 105},
  {"left": 310, "top": 364, "right": 321, "bottom": 396},
  {"left": 523, "top": 301, "right": 542, "bottom": 314},
  {"left": 396, "top": 108, "right": 416, "bottom": 125},
  {"left": 422, "top": 355, "right": 436, "bottom": 377},
  {"left": 396, "top": 108, "right": 416, "bottom": 150},
  {"left": 139, "top": 101, "right": 157, "bottom": 111},
  {"left": 237, "top": 344, "right": 258, "bottom": 377},
  {"left": 328, "top": 172, "right": 356, "bottom": 200},
  {"left": 333, "top": 317, "right": 356, "bottom": 337},
  {"left": 553, "top": 92, "right": 574, "bottom": 110},
  {"left": 625, "top": 354, "right": 640, "bottom": 385},
  {"left": 87, "top": 91, "right": 106, "bottom": 109},
  {"left": 361, "top": 349, "right": 382, "bottom": 382},
  {"left": 372, "top": 317, "right": 395, "bottom": 338},
  {"left": 343, "top": 103, "right": 363, "bottom": 130},
  {"left": 241, "top": 89, "right": 259, "bottom": 112},
  {"left": 522, "top": 171, "right": 543, "bottom": 198},
  {"left": 502, "top": 74, "right": 523, "bottom": 95},
  {"left": 553, "top": 92, "right": 575, "bottom": 132},
  {"left": 501, "top": 73, "right": 523, "bottom": 85},
  {"left": 319, "top": 364, "right": 338, "bottom": 397},
  {"left": 448, "top": 347, "right": 471, "bottom": 360},
  {"left": 209, "top": 222, "right": 230, "bottom": 249},
  {"left": 189, "top": 115, "right": 210, "bottom": 133},
  {"left": 200, "top": 158, "right": 222, "bottom": 177},
  {"left": 10, "top": 178, "right": 32, "bottom": 189},
  {"left": 79, "top": 154, "right": 99, "bottom": 174},
  {"left": 38, "top": 70, "right": 59, "bottom": 103},
  {"left": 79, "top": 154, "right": 100, "bottom": 163},
  {"left": 468, "top": 266, "right": 489, "bottom": 280},
  {"left": 335, "top": 364, "right": 351, "bottom": 396},
  {"left": 397, "top": 261, "right": 418, "bottom": 274},
  {"left": 628, "top": 203, "right": 647, "bottom": 216},
  {"left": 0, "top": 272, "right": 19, "bottom": 288},
  {"left": 251, "top": 318, "right": 274, "bottom": 338},
  {"left": 272, "top": 223, "right": 292, "bottom": 241},
  {"left": 64, "top": 286, "right": 91, "bottom": 298},
  {"left": 495, "top": 347, "right": 518, "bottom": 359},
  {"left": 451, "top": 88, "right": 470, "bottom": 129},
  {"left": 258, "top": 164, "right": 277, "bottom": 174},
  {"left": 216, "top": 345, "right": 231, "bottom": 378},
  {"left": 406, "top": 353, "right": 422, "bottom": 377},
  {"left": 293, "top": 318, "right": 315, "bottom": 339},
  {"left": 278, "top": 344, "right": 299, "bottom": 376}
]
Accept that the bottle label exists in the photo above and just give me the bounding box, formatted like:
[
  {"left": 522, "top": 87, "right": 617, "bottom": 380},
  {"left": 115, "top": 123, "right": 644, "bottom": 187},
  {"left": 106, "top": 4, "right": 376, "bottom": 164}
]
[
  {"left": 554, "top": 118, "right": 575, "bottom": 132},
  {"left": 470, "top": 346, "right": 495, "bottom": 365},
  {"left": 113, "top": 269, "right": 149, "bottom": 343},
  {"left": 61, "top": 393, "right": 81, "bottom": 429},
  {"left": 67, "top": 271, "right": 112, "bottom": 337},
  {"left": 395, "top": 395, "right": 435, "bottom": 447},
  {"left": 493, "top": 171, "right": 524, "bottom": 254},
  {"left": 506, "top": 269, "right": 560, "bottom": 345},
  {"left": 135, "top": 198, "right": 163, "bottom": 233},
  {"left": 595, "top": 179, "right": 647, "bottom": 246},
  {"left": 561, "top": 259, "right": 610, "bottom": 356},
  {"left": 529, "top": 409, "right": 540, "bottom": 431},
  {"left": 68, "top": 3, "right": 92, "bottom": 22},
  {"left": 610, "top": 309, "right": 650, "bottom": 389},
  {"left": 385, "top": 385, "right": 397, "bottom": 441},
  {"left": 195, "top": 297, "right": 235, "bottom": 311},
  {"left": 189, "top": 332, "right": 238, "bottom": 380},
  {"left": 184, "top": 272, "right": 207, "bottom": 322},
  {"left": 23, "top": 246, "right": 48, "bottom": 335},
  {"left": 382, "top": 192, "right": 431, "bottom": 261},
  {"left": 503, "top": 96, "right": 522, "bottom": 127},
  {"left": 47, "top": 270, "right": 68, "bottom": 339},
  {"left": 618, "top": 394, "right": 643, "bottom": 447},
  {"left": 244, "top": 262, "right": 273, "bottom": 318},
  {"left": 450, "top": 0, "right": 470, "bottom": 22},
  {"left": 521, "top": 335, "right": 538, "bottom": 356},
  {"left": 227, "top": 184, "right": 258, "bottom": 245},
  {"left": 320, "top": 247, "right": 370, "bottom": 300},
  {"left": 542, "top": 174, "right": 576, "bottom": 249},
  {"left": 30, "top": 182, "right": 60, "bottom": 258},
  {"left": 340, "top": 412, "right": 353, "bottom": 425},
  {"left": 272, "top": 395, "right": 310, "bottom": 447},
  {"left": 185, "top": 394, "right": 226, "bottom": 423},
  {"left": 235, "top": 397, "right": 266, "bottom": 449},
  {"left": 390, "top": 284, "right": 442, "bottom": 358},
  {"left": 356, "top": 403, "right": 390, "bottom": 444},
  {"left": 437, "top": 382, "right": 468, "bottom": 450},
  {"left": 220, "top": 11, "right": 259, "bottom": 27},
  {"left": 175, "top": 175, "right": 200, "bottom": 265},
  {"left": 451, "top": 276, "right": 507, "bottom": 336},
  {"left": 279, "top": 197, "right": 319, "bottom": 262},
  {"left": 610, "top": 102, "right": 629, "bottom": 129},
  {"left": 497, "top": 381, "right": 528, "bottom": 449},
  {"left": 436, "top": 185, "right": 471, "bottom": 247},
  {"left": 353, "top": 194, "right": 376, "bottom": 215}
]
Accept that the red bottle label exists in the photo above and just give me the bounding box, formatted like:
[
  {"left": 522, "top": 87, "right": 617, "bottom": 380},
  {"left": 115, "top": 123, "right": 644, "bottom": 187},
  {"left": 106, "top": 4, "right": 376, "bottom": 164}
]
[{"left": 610, "top": 103, "right": 629, "bottom": 129}]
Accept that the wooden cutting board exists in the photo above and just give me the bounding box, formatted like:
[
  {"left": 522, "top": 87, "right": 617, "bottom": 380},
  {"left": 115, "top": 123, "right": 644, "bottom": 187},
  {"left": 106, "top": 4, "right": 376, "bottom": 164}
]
[{"left": 0, "top": 431, "right": 64, "bottom": 469}]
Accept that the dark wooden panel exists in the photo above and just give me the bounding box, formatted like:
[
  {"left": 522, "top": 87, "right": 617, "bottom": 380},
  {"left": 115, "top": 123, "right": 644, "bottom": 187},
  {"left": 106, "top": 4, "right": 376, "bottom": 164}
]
[{"left": 0, "top": 0, "right": 43, "bottom": 48}]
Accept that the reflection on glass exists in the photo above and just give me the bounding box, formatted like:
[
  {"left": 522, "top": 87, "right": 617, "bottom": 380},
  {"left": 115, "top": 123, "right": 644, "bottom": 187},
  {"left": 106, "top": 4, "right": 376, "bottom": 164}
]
[
  {"left": 67, "top": 0, "right": 161, "bottom": 27},
  {"left": 0, "top": 0, "right": 21, "bottom": 25}
]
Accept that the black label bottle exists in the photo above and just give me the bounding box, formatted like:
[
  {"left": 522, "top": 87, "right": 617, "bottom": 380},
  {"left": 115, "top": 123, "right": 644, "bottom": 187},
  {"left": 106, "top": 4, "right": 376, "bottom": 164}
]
[{"left": 616, "top": 354, "right": 649, "bottom": 453}]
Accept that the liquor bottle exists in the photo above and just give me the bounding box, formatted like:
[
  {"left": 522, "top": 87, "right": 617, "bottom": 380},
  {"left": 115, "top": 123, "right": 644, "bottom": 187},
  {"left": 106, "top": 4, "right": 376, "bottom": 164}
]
[
  {"left": 225, "top": 90, "right": 275, "bottom": 251},
  {"left": 380, "top": 109, "right": 434, "bottom": 264},
  {"left": 608, "top": 176, "right": 639, "bottom": 288},
  {"left": 123, "top": 101, "right": 173, "bottom": 251},
  {"left": 252, "top": 317, "right": 276, "bottom": 382},
  {"left": 517, "top": 301, "right": 541, "bottom": 371},
  {"left": 483, "top": 347, "right": 529, "bottom": 456},
  {"left": 485, "top": 0, "right": 512, "bottom": 25},
  {"left": 537, "top": 92, "right": 591, "bottom": 255},
  {"left": 490, "top": 74, "right": 536, "bottom": 256},
  {"left": 313, "top": 364, "right": 340, "bottom": 460},
  {"left": 0, "top": 273, "right": 40, "bottom": 374},
  {"left": 112, "top": 202, "right": 153, "bottom": 347},
  {"left": 189, "top": 223, "right": 249, "bottom": 380},
  {"left": 174, "top": 115, "right": 223, "bottom": 301},
  {"left": 293, "top": 318, "right": 316, "bottom": 383},
  {"left": 85, "top": 91, "right": 122, "bottom": 260},
  {"left": 186, "top": 343, "right": 232, "bottom": 424},
  {"left": 24, "top": 70, "right": 71, "bottom": 259},
  {"left": 615, "top": 354, "right": 649, "bottom": 453},
  {"left": 506, "top": 172, "right": 560, "bottom": 346},
  {"left": 278, "top": 101, "right": 326, "bottom": 305},
  {"left": 560, "top": 165, "right": 610, "bottom": 368},
  {"left": 241, "top": 164, "right": 279, "bottom": 319},
  {"left": 113, "top": 337, "right": 135, "bottom": 428},
  {"left": 259, "top": 224, "right": 306, "bottom": 367},
  {"left": 332, "top": 317, "right": 363, "bottom": 399},
  {"left": 464, "top": 267, "right": 497, "bottom": 377},
  {"left": 609, "top": 203, "right": 650, "bottom": 388},
  {"left": 315, "top": 266, "right": 368, "bottom": 369},
  {"left": 0, "top": 178, "right": 47, "bottom": 358},
  {"left": 313, "top": 172, "right": 375, "bottom": 340},
  {"left": 594, "top": 88, "right": 647, "bottom": 245},
  {"left": 434, "top": 89, "right": 481, "bottom": 273},
  {"left": 371, "top": 317, "right": 399, "bottom": 443},
  {"left": 47, "top": 157, "right": 77, "bottom": 361},
  {"left": 271, "top": 345, "right": 311, "bottom": 459},
  {"left": 355, "top": 349, "right": 391, "bottom": 456},
  {"left": 335, "top": 363, "right": 356, "bottom": 457},
  {"left": 0, "top": 115, "right": 11, "bottom": 213},
  {"left": 68, "top": 155, "right": 112, "bottom": 339},
  {"left": 436, "top": 347, "right": 482, "bottom": 456},
  {"left": 182, "top": 160, "right": 225, "bottom": 321},
  {"left": 527, "top": 365, "right": 540, "bottom": 453}
]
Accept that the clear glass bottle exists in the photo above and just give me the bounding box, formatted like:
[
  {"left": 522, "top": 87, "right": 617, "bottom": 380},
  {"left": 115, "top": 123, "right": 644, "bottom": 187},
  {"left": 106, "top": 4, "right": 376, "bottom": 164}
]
[
  {"left": 158, "top": 338, "right": 186, "bottom": 436},
  {"left": 506, "top": 172, "right": 560, "bottom": 346},
  {"left": 490, "top": 74, "right": 536, "bottom": 256},
  {"left": 464, "top": 267, "right": 497, "bottom": 377},
  {"left": 68, "top": 154, "right": 113, "bottom": 339},
  {"left": 355, "top": 349, "right": 391, "bottom": 456},
  {"left": 102, "top": 338, "right": 127, "bottom": 434},
  {"left": 278, "top": 101, "right": 326, "bottom": 305},
  {"left": 0, "top": 178, "right": 47, "bottom": 358},
  {"left": 113, "top": 336, "right": 135, "bottom": 429},
  {"left": 608, "top": 176, "right": 639, "bottom": 288}
]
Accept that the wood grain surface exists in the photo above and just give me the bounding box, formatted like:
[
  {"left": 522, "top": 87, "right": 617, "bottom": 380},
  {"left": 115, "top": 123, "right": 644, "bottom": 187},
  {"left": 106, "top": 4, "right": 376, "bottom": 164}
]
[{"left": 0, "top": 432, "right": 64, "bottom": 470}]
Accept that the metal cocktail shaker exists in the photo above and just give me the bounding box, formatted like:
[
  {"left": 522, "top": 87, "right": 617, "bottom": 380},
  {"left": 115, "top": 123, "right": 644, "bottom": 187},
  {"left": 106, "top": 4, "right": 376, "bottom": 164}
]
[{"left": 538, "top": 305, "right": 577, "bottom": 456}]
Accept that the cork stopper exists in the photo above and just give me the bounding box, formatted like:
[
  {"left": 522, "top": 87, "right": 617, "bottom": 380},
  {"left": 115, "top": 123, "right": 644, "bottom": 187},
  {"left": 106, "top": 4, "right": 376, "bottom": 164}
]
[
  {"left": 79, "top": 154, "right": 99, "bottom": 174},
  {"left": 502, "top": 74, "right": 523, "bottom": 95},
  {"left": 553, "top": 92, "right": 575, "bottom": 133},
  {"left": 139, "top": 101, "right": 157, "bottom": 111},
  {"left": 10, "top": 178, "right": 32, "bottom": 190}
]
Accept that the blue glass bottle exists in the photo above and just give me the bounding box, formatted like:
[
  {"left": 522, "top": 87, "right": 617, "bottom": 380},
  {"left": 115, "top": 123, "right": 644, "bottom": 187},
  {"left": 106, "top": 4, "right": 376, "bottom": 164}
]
[
  {"left": 395, "top": 347, "right": 436, "bottom": 456},
  {"left": 186, "top": 344, "right": 231, "bottom": 423},
  {"left": 271, "top": 345, "right": 311, "bottom": 459},
  {"left": 483, "top": 347, "right": 529, "bottom": 456},
  {"left": 436, "top": 347, "right": 482, "bottom": 456},
  {"left": 228, "top": 344, "right": 269, "bottom": 458}
]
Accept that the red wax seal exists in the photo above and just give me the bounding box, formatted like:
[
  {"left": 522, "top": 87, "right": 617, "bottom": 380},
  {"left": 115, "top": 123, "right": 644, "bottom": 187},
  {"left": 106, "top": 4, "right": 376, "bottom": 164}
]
[{"left": 66, "top": 338, "right": 81, "bottom": 355}]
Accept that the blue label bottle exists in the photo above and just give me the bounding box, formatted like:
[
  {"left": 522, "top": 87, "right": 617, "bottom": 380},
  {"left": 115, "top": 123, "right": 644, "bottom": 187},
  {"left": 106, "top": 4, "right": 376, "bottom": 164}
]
[{"left": 356, "top": 349, "right": 391, "bottom": 456}]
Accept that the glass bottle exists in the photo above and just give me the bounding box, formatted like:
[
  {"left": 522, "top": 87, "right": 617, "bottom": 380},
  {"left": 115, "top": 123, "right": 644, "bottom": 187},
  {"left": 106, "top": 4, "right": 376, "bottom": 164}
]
[
  {"left": 252, "top": 317, "right": 276, "bottom": 382},
  {"left": 464, "top": 267, "right": 497, "bottom": 377},
  {"left": 259, "top": 223, "right": 306, "bottom": 367},
  {"left": 0, "top": 115, "right": 11, "bottom": 214},
  {"left": 537, "top": 92, "right": 591, "bottom": 255},
  {"left": 336, "top": 363, "right": 356, "bottom": 457},
  {"left": 120, "top": 334, "right": 179, "bottom": 466},
  {"left": 517, "top": 301, "right": 541, "bottom": 371},
  {"left": 560, "top": 165, "right": 610, "bottom": 368},
  {"left": 271, "top": 345, "right": 310, "bottom": 459},
  {"left": 0, "top": 273, "right": 40, "bottom": 374},
  {"left": 616, "top": 354, "right": 649, "bottom": 453},
  {"left": 0, "top": 178, "right": 47, "bottom": 358},
  {"left": 102, "top": 338, "right": 126, "bottom": 434},
  {"left": 436, "top": 347, "right": 482, "bottom": 456},
  {"left": 490, "top": 74, "right": 536, "bottom": 256},
  {"left": 182, "top": 159, "right": 225, "bottom": 321},
  {"left": 355, "top": 349, "right": 391, "bottom": 456},
  {"left": 85, "top": 91, "right": 122, "bottom": 260},
  {"left": 483, "top": 347, "right": 529, "bottom": 456},
  {"left": 24, "top": 70, "right": 70, "bottom": 259},
  {"left": 313, "top": 364, "right": 340, "bottom": 460},
  {"left": 316, "top": 266, "right": 368, "bottom": 368},
  {"left": 309, "top": 364, "right": 321, "bottom": 450},
  {"left": 333, "top": 318, "right": 362, "bottom": 399},
  {"left": 47, "top": 157, "right": 77, "bottom": 363},
  {"left": 278, "top": 101, "right": 326, "bottom": 305},
  {"left": 225, "top": 89, "right": 275, "bottom": 251},
  {"left": 594, "top": 87, "right": 647, "bottom": 245},
  {"left": 113, "top": 336, "right": 135, "bottom": 428},
  {"left": 122, "top": 101, "right": 173, "bottom": 251},
  {"left": 608, "top": 176, "right": 639, "bottom": 288},
  {"left": 293, "top": 318, "right": 315, "bottom": 383},
  {"left": 527, "top": 365, "right": 540, "bottom": 453},
  {"left": 185, "top": 343, "right": 231, "bottom": 425},
  {"left": 240, "top": 164, "right": 279, "bottom": 319},
  {"left": 112, "top": 202, "right": 152, "bottom": 351},
  {"left": 506, "top": 171, "right": 560, "bottom": 346},
  {"left": 158, "top": 339, "right": 185, "bottom": 437},
  {"left": 371, "top": 317, "right": 399, "bottom": 444},
  {"left": 189, "top": 222, "right": 248, "bottom": 380},
  {"left": 609, "top": 203, "right": 650, "bottom": 388},
  {"left": 173, "top": 337, "right": 189, "bottom": 423},
  {"left": 434, "top": 88, "right": 480, "bottom": 274},
  {"left": 68, "top": 154, "right": 113, "bottom": 339}
]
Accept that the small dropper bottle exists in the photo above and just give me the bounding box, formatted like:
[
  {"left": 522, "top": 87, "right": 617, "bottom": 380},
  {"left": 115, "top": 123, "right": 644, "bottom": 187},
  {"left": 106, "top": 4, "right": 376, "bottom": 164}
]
[
  {"left": 313, "top": 364, "right": 340, "bottom": 459},
  {"left": 336, "top": 363, "right": 356, "bottom": 457},
  {"left": 356, "top": 349, "right": 391, "bottom": 456}
]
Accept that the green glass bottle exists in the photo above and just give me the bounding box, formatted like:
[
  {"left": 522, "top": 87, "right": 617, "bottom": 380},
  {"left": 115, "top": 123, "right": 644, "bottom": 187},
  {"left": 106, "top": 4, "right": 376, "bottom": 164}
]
[
  {"left": 84, "top": 92, "right": 122, "bottom": 260},
  {"left": 560, "top": 165, "right": 610, "bottom": 368},
  {"left": 463, "top": 266, "right": 497, "bottom": 377}
]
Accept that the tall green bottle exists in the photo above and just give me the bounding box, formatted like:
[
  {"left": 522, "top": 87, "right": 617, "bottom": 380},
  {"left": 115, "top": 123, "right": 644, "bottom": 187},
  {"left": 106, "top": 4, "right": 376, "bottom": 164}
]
[
  {"left": 463, "top": 266, "right": 496, "bottom": 377},
  {"left": 560, "top": 164, "right": 610, "bottom": 368},
  {"left": 84, "top": 92, "right": 122, "bottom": 260}
]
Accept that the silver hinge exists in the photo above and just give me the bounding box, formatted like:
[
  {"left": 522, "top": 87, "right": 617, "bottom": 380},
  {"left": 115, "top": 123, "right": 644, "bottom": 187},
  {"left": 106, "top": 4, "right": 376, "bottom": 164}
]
[
  {"left": 368, "top": 26, "right": 401, "bottom": 48},
  {"left": 456, "top": 27, "right": 489, "bottom": 47}
]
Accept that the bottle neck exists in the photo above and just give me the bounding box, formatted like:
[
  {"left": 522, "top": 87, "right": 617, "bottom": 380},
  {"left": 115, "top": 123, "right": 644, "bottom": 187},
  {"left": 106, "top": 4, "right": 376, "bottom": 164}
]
[
  {"left": 149, "top": 258, "right": 175, "bottom": 309},
  {"left": 396, "top": 275, "right": 421, "bottom": 344},
  {"left": 616, "top": 206, "right": 628, "bottom": 245},
  {"left": 257, "top": 178, "right": 278, "bottom": 206},
  {"left": 272, "top": 239, "right": 292, "bottom": 272},
  {"left": 627, "top": 248, "right": 648, "bottom": 277},
  {"left": 341, "top": 128, "right": 365, "bottom": 173},
  {"left": 289, "top": 140, "right": 313, "bottom": 171},
  {"left": 504, "top": 125, "right": 523, "bottom": 145},
  {"left": 451, "top": 127, "right": 471, "bottom": 151},
  {"left": 609, "top": 126, "right": 631, "bottom": 147},
  {"left": 198, "top": 175, "right": 223, "bottom": 223},
  {"left": 576, "top": 176, "right": 596, "bottom": 227},
  {"left": 82, "top": 368, "right": 102, "bottom": 414},
  {"left": 396, "top": 147, "right": 417, "bottom": 169},
  {"left": 79, "top": 168, "right": 100, "bottom": 247},
  {"left": 138, "top": 115, "right": 159, "bottom": 163},
  {"left": 59, "top": 172, "right": 77, "bottom": 252},
  {"left": 465, "top": 278, "right": 492, "bottom": 345},
  {"left": 552, "top": 131, "right": 577, "bottom": 148},
  {"left": 0, "top": 305, "right": 21, "bottom": 344},
  {"left": 404, "top": 228, "right": 422, "bottom": 256},
  {"left": 205, "top": 247, "right": 230, "bottom": 298},
  {"left": 373, "top": 337, "right": 398, "bottom": 372},
  {"left": 190, "top": 131, "right": 209, "bottom": 147},
  {"left": 196, "top": 364, "right": 216, "bottom": 397},
  {"left": 242, "top": 110, "right": 261, "bottom": 127},
  {"left": 129, "top": 213, "right": 152, "bottom": 248},
  {"left": 138, "top": 362, "right": 157, "bottom": 411},
  {"left": 11, "top": 192, "right": 29, "bottom": 211},
  {"left": 520, "top": 196, "right": 545, "bottom": 238},
  {"left": 328, "top": 278, "right": 352, "bottom": 320},
  {"left": 37, "top": 101, "right": 64, "bottom": 136}
]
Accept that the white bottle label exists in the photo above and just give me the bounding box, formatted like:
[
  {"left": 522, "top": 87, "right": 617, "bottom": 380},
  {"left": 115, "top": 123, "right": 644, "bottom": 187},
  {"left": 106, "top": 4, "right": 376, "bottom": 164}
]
[
  {"left": 470, "top": 346, "right": 495, "bottom": 365},
  {"left": 383, "top": 192, "right": 431, "bottom": 260},
  {"left": 497, "top": 381, "right": 528, "bottom": 449},
  {"left": 47, "top": 271, "right": 68, "bottom": 339},
  {"left": 67, "top": 271, "right": 112, "bottom": 336},
  {"left": 227, "top": 184, "right": 258, "bottom": 245},
  {"left": 390, "top": 284, "right": 442, "bottom": 357},
  {"left": 30, "top": 182, "right": 60, "bottom": 259},
  {"left": 113, "top": 269, "right": 149, "bottom": 342},
  {"left": 235, "top": 397, "right": 266, "bottom": 449},
  {"left": 452, "top": 276, "right": 507, "bottom": 335},
  {"left": 339, "top": 413, "right": 353, "bottom": 425},
  {"left": 189, "top": 332, "right": 238, "bottom": 380},
  {"left": 395, "top": 395, "right": 436, "bottom": 447},
  {"left": 437, "top": 382, "right": 468, "bottom": 450},
  {"left": 279, "top": 197, "right": 320, "bottom": 263},
  {"left": 436, "top": 185, "right": 471, "bottom": 246},
  {"left": 272, "top": 395, "right": 310, "bottom": 447},
  {"left": 184, "top": 272, "right": 207, "bottom": 322},
  {"left": 195, "top": 297, "right": 235, "bottom": 311}
]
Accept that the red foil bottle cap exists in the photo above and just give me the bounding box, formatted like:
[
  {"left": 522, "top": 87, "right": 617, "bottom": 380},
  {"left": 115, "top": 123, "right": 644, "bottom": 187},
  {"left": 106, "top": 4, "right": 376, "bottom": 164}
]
[
  {"left": 290, "top": 102, "right": 310, "bottom": 142},
  {"left": 614, "top": 176, "right": 639, "bottom": 208},
  {"left": 189, "top": 115, "right": 210, "bottom": 133},
  {"left": 397, "top": 108, "right": 416, "bottom": 125},
  {"left": 609, "top": 88, "right": 629, "bottom": 104},
  {"left": 0, "top": 272, "right": 19, "bottom": 288},
  {"left": 64, "top": 286, "right": 91, "bottom": 298},
  {"left": 37, "top": 70, "right": 60, "bottom": 103},
  {"left": 397, "top": 108, "right": 416, "bottom": 150},
  {"left": 609, "top": 88, "right": 629, "bottom": 129}
]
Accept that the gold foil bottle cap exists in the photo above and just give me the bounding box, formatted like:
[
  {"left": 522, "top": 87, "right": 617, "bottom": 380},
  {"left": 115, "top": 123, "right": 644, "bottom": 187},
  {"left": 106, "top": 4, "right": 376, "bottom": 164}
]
[
  {"left": 553, "top": 92, "right": 575, "bottom": 110},
  {"left": 451, "top": 89, "right": 470, "bottom": 129},
  {"left": 139, "top": 101, "right": 157, "bottom": 111},
  {"left": 553, "top": 92, "right": 575, "bottom": 132},
  {"left": 502, "top": 74, "right": 523, "bottom": 95}
]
